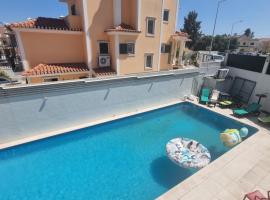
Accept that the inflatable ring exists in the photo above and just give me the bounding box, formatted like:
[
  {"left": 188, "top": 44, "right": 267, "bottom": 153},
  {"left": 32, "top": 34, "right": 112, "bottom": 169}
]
[{"left": 166, "top": 138, "right": 211, "bottom": 169}]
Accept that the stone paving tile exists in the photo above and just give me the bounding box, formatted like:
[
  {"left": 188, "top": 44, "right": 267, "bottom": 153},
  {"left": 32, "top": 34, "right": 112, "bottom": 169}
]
[
  {"left": 216, "top": 190, "right": 236, "bottom": 200},
  {"left": 157, "top": 102, "right": 270, "bottom": 200},
  {"left": 257, "top": 174, "right": 270, "bottom": 191}
]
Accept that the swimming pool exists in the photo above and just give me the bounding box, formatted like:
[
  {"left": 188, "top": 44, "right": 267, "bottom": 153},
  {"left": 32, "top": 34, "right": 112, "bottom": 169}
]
[{"left": 0, "top": 102, "right": 257, "bottom": 200}]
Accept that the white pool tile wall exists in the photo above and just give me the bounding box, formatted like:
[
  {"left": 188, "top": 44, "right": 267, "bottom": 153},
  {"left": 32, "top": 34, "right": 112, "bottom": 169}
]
[{"left": 0, "top": 67, "right": 219, "bottom": 144}]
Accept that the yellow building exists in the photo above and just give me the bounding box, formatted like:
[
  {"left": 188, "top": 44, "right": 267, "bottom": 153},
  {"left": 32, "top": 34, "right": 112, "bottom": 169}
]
[{"left": 6, "top": 0, "right": 190, "bottom": 84}]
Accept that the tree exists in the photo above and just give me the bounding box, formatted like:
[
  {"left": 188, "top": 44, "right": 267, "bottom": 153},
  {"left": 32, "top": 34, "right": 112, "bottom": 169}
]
[
  {"left": 193, "top": 35, "right": 239, "bottom": 52},
  {"left": 244, "top": 28, "right": 254, "bottom": 38},
  {"left": 260, "top": 41, "right": 270, "bottom": 54},
  {"left": 181, "top": 11, "right": 202, "bottom": 49}
]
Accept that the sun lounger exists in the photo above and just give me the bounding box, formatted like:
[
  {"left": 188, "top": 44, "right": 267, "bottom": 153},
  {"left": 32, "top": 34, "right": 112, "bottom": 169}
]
[
  {"left": 233, "top": 103, "right": 261, "bottom": 117},
  {"left": 200, "top": 88, "right": 210, "bottom": 104},
  {"left": 208, "top": 90, "right": 220, "bottom": 107}
]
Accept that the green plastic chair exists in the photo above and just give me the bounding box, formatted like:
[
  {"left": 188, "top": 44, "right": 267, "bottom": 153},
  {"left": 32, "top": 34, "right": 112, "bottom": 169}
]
[
  {"left": 200, "top": 88, "right": 210, "bottom": 104},
  {"left": 233, "top": 103, "right": 261, "bottom": 117}
]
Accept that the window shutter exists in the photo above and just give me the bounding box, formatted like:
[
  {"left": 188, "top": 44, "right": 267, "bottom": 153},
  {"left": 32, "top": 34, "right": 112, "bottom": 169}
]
[{"left": 119, "top": 44, "right": 128, "bottom": 54}]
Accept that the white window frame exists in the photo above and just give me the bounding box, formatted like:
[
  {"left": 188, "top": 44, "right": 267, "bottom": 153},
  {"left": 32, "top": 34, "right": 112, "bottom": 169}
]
[
  {"left": 146, "top": 17, "right": 156, "bottom": 37},
  {"left": 163, "top": 9, "right": 170, "bottom": 23},
  {"left": 144, "top": 53, "right": 154, "bottom": 70},
  {"left": 98, "top": 40, "right": 109, "bottom": 55},
  {"left": 127, "top": 41, "right": 135, "bottom": 56}
]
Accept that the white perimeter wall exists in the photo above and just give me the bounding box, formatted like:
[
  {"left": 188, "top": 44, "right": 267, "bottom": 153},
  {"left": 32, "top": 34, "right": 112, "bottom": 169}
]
[
  {"left": 0, "top": 68, "right": 217, "bottom": 144},
  {"left": 227, "top": 65, "right": 270, "bottom": 112}
]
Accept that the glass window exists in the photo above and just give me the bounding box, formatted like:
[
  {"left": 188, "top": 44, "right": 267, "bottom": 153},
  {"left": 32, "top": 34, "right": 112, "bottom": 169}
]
[
  {"left": 147, "top": 18, "right": 155, "bottom": 35},
  {"left": 127, "top": 43, "right": 135, "bottom": 54},
  {"left": 163, "top": 10, "right": 169, "bottom": 22},
  {"left": 145, "top": 54, "right": 153, "bottom": 68},
  {"left": 161, "top": 43, "right": 171, "bottom": 53},
  {"left": 119, "top": 43, "right": 135, "bottom": 55},
  {"left": 71, "top": 4, "right": 76, "bottom": 16},
  {"left": 99, "top": 42, "right": 109, "bottom": 55}
]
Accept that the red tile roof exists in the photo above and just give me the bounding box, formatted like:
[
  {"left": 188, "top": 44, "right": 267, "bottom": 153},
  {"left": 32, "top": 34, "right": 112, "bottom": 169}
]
[
  {"left": 23, "top": 63, "right": 90, "bottom": 76},
  {"left": 7, "top": 17, "right": 82, "bottom": 31},
  {"left": 93, "top": 67, "right": 117, "bottom": 77},
  {"left": 174, "top": 31, "right": 189, "bottom": 37},
  {"left": 105, "top": 23, "right": 141, "bottom": 33}
]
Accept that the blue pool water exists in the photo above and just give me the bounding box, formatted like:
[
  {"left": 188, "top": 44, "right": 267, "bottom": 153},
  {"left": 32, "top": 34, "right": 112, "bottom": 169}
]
[{"left": 0, "top": 102, "right": 257, "bottom": 200}]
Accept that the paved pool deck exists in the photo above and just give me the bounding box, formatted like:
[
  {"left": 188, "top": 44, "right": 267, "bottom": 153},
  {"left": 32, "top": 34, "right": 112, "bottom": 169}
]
[{"left": 157, "top": 101, "right": 270, "bottom": 200}]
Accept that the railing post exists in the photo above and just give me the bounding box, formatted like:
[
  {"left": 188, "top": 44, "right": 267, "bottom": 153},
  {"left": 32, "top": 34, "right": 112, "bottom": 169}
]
[{"left": 262, "top": 55, "right": 270, "bottom": 74}]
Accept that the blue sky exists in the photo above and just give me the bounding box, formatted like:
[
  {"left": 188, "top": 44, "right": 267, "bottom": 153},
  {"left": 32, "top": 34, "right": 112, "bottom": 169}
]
[
  {"left": 178, "top": 0, "right": 270, "bottom": 38},
  {"left": 0, "top": 0, "right": 269, "bottom": 38}
]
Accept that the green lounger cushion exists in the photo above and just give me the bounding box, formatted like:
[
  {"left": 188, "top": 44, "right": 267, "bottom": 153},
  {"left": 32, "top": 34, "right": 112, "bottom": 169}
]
[
  {"left": 233, "top": 109, "right": 249, "bottom": 115},
  {"left": 200, "top": 88, "right": 210, "bottom": 103},
  {"left": 258, "top": 116, "right": 270, "bottom": 123},
  {"left": 201, "top": 96, "right": 209, "bottom": 103},
  {"left": 233, "top": 103, "right": 261, "bottom": 116}
]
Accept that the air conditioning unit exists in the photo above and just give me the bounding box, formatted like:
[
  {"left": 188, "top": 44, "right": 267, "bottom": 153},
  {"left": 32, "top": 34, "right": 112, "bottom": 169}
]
[{"left": 99, "top": 55, "right": 110, "bottom": 67}]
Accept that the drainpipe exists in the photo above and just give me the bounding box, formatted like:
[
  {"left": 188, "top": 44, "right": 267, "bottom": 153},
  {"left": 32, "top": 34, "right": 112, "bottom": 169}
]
[
  {"left": 13, "top": 29, "right": 29, "bottom": 71},
  {"left": 175, "top": 0, "right": 180, "bottom": 32},
  {"left": 136, "top": 0, "right": 141, "bottom": 31},
  {"left": 158, "top": 0, "right": 164, "bottom": 72},
  {"left": 82, "top": 0, "right": 92, "bottom": 72}
]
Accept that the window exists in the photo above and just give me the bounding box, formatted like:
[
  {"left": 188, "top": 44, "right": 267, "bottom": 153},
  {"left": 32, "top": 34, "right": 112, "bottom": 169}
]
[
  {"left": 243, "top": 42, "right": 246, "bottom": 46},
  {"left": 161, "top": 43, "right": 171, "bottom": 53},
  {"left": 145, "top": 54, "right": 153, "bottom": 69},
  {"left": 163, "top": 9, "right": 170, "bottom": 22},
  {"left": 71, "top": 4, "right": 76, "bottom": 16},
  {"left": 119, "top": 43, "right": 135, "bottom": 55},
  {"left": 99, "top": 42, "right": 109, "bottom": 55},
  {"left": 146, "top": 17, "right": 155, "bottom": 36},
  {"left": 250, "top": 42, "right": 255, "bottom": 46}
]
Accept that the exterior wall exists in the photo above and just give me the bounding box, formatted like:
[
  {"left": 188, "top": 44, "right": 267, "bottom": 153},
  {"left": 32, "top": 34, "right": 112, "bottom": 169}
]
[
  {"left": 118, "top": 0, "right": 163, "bottom": 75},
  {"left": 0, "top": 71, "right": 201, "bottom": 144},
  {"left": 63, "top": 0, "right": 83, "bottom": 29},
  {"left": 118, "top": 35, "right": 142, "bottom": 75},
  {"left": 85, "top": 0, "right": 114, "bottom": 68},
  {"left": 227, "top": 65, "right": 270, "bottom": 112},
  {"left": 121, "top": 0, "right": 137, "bottom": 28},
  {"left": 28, "top": 72, "right": 90, "bottom": 84},
  {"left": 0, "top": 67, "right": 220, "bottom": 144},
  {"left": 160, "top": 0, "right": 178, "bottom": 70},
  {"left": 84, "top": 0, "right": 177, "bottom": 75},
  {"left": 20, "top": 31, "right": 86, "bottom": 67}
]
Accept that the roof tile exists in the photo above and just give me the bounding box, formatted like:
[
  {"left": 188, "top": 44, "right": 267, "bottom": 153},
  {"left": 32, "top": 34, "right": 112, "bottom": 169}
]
[
  {"left": 7, "top": 17, "right": 82, "bottom": 31},
  {"left": 105, "top": 23, "right": 141, "bottom": 33},
  {"left": 23, "top": 63, "right": 89, "bottom": 77}
]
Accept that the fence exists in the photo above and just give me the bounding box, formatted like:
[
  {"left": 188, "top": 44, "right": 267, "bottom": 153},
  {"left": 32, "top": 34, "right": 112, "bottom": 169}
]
[{"left": 227, "top": 54, "right": 266, "bottom": 73}]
